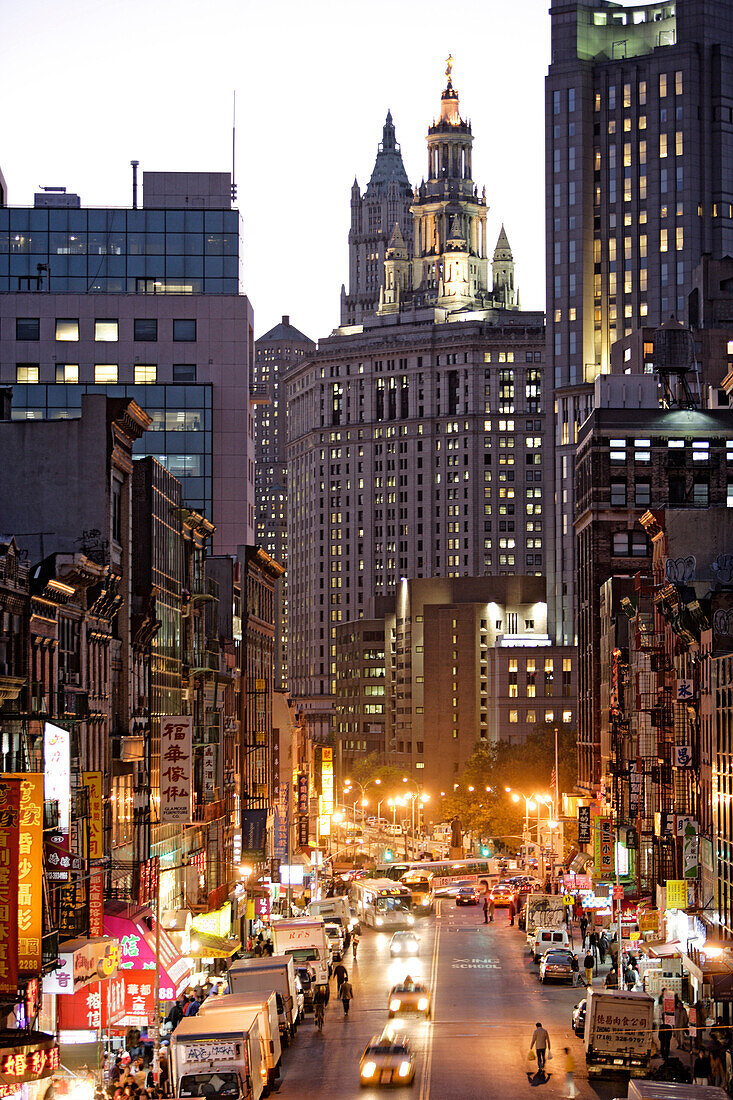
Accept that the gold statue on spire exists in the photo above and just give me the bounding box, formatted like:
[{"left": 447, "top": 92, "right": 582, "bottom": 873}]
[{"left": 445, "top": 54, "right": 453, "bottom": 83}]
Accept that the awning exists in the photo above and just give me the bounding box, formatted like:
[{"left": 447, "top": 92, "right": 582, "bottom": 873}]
[
  {"left": 646, "top": 940, "right": 684, "bottom": 959},
  {"left": 187, "top": 932, "right": 241, "bottom": 958},
  {"left": 569, "top": 852, "right": 594, "bottom": 874},
  {"left": 104, "top": 909, "right": 194, "bottom": 998}
]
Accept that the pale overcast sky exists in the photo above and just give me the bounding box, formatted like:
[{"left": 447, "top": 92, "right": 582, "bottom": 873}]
[{"left": 0, "top": 0, "right": 550, "bottom": 342}]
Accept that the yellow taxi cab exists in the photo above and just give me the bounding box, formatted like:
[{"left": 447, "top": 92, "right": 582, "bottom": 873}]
[
  {"left": 387, "top": 976, "right": 431, "bottom": 1019},
  {"left": 360, "top": 1028, "right": 416, "bottom": 1087}
]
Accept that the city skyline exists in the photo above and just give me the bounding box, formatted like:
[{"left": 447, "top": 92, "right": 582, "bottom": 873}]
[{"left": 0, "top": 0, "right": 549, "bottom": 340}]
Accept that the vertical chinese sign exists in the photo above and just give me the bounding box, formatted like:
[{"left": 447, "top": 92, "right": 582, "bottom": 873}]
[
  {"left": 318, "top": 747, "right": 333, "bottom": 838},
  {"left": 44, "top": 722, "right": 71, "bottom": 833},
  {"left": 9, "top": 774, "right": 44, "bottom": 975},
  {"left": 273, "top": 782, "right": 289, "bottom": 862},
  {"left": 160, "top": 716, "right": 193, "bottom": 824},
  {"left": 297, "top": 771, "right": 309, "bottom": 850},
  {"left": 0, "top": 778, "right": 20, "bottom": 997},
  {"left": 83, "top": 771, "right": 105, "bottom": 937}
]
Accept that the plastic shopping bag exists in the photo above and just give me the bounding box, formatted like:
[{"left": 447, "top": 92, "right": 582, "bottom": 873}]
[
  {"left": 527, "top": 1050, "right": 536, "bottom": 1062},
  {"left": 547, "top": 1051, "right": 553, "bottom": 1061}
]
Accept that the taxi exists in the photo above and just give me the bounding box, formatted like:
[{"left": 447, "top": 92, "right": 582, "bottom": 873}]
[
  {"left": 360, "top": 1028, "right": 416, "bottom": 1087},
  {"left": 388, "top": 977, "right": 431, "bottom": 1018},
  {"left": 490, "top": 881, "right": 516, "bottom": 907}
]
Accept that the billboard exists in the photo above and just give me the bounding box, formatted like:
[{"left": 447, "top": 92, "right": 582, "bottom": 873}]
[
  {"left": 44, "top": 722, "right": 71, "bottom": 833},
  {"left": 242, "top": 809, "right": 267, "bottom": 857},
  {"left": 7, "top": 774, "right": 44, "bottom": 974},
  {"left": 0, "top": 778, "right": 20, "bottom": 996},
  {"left": 82, "top": 772, "right": 103, "bottom": 860}
]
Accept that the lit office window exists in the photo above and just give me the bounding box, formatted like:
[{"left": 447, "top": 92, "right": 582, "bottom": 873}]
[
  {"left": 134, "top": 365, "right": 157, "bottom": 383},
  {"left": 16, "top": 364, "right": 39, "bottom": 383},
  {"left": 56, "top": 319, "right": 79, "bottom": 341},
  {"left": 55, "top": 364, "right": 79, "bottom": 383},
  {"left": 95, "top": 320, "right": 118, "bottom": 342},
  {"left": 95, "top": 364, "right": 118, "bottom": 383}
]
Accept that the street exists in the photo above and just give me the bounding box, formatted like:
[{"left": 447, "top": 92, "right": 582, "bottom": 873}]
[{"left": 275, "top": 901, "right": 623, "bottom": 1099}]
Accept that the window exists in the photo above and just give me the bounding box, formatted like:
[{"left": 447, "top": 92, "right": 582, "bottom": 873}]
[
  {"left": 173, "top": 364, "right": 197, "bottom": 382},
  {"left": 610, "top": 480, "right": 627, "bottom": 507},
  {"left": 16, "top": 364, "right": 39, "bottom": 383},
  {"left": 134, "top": 318, "right": 158, "bottom": 341},
  {"left": 613, "top": 532, "right": 629, "bottom": 556},
  {"left": 55, "top": 364, "right": 79, "bottom": 383},
  {"left": 55, "top": 318, "right": 79, "bottom": 342},
  {"left": 95, "top": 320, "right": 118, "bottom": 342},
  {"left": 95, "top": 364, "right": 118, "bottom": 384},
  {"left": 16, "top": 318, "right": 39, "bottom": 340},
  {"left": 693, "top": 480, "right": 709, "bottom": 507},
  {"left": 508, "top": 711, "right": 518, "bottom": 724},
  {"left": 173, "top": 319, "right": 196, "bottom": 342},
  {"left": 635, "top": 481, "right": 651, "bottom": 506},
  {"left": 134, "top": 364, "right": 157, "bottom": 383},
  {"left": 659, "top": 73, "right": 667, "bottom": 97}
]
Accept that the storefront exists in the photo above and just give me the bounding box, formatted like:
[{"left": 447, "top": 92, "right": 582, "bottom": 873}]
[
  {"left": 44, "top": 936, "right": 122, "bottom": 1073},
  {"left": 103, "top": 907, "right": 194, "bottom": 1026},
  {"left": 0, "top": 1030, "right": 59, "bottom": 1100}
]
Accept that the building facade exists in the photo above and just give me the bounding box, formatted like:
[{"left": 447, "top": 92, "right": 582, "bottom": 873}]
[
  {"left": 254, "top": 316, "right": 315, "bottom": 689},
  {"left": 546, "top": 0, "right": 733, "bottom": 642}
]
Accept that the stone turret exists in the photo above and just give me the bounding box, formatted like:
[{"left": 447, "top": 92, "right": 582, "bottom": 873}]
[{"left": 492, "top": 224, "right": 516, "bottom": 308}]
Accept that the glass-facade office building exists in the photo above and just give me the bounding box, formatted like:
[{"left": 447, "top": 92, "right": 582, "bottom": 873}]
[{"left": 0, "top": 206, "right": 239, "bottom": 295}]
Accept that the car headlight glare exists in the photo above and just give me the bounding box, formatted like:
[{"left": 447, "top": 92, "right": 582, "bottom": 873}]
[
  {"left": 376, "top": 917, "right": 384, "bottom": 926},
  {"left": 390, "top": 998, "right": 401, "bottom": 1012},
  {"left": 417, "top": 997, "right": 429, "bottom": 1011},
  {"left": 392, "top": 943, "right": 401, "bottom": 953},
  {"left": 362, "top": 1062, "right": 376, "bottom": 1078},
  {"left": 398, "top": 1062, "right": 411, "bottom": 1078},
  {"left": 407, "top": 915, "right": 415, "bottom": 925}
]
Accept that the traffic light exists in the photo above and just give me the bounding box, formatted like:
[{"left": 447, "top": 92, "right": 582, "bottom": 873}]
[
  {"left": 384, "top": 847, "right": 394, "bottom": 862},
  {"left": 480, "top": 844, "right": 490, "bottom": 857}
]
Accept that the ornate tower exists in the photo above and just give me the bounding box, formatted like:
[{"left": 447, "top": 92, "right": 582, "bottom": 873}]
[
  {"left": 379, "top": 222, "right": 411, "bottom": 314},
  {"left": 491, "top": 223, "right": 517, "bottom": 308},
  {"left": 409, "top": 57, "right": 489, "bottom": 310},
  {"left": 340, "top": 111, "right": 413, "bottom": 326}
]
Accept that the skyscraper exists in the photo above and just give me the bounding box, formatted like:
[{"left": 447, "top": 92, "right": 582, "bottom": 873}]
[{"left": 546, "top": 0, "right": 733, "bottom": 643}]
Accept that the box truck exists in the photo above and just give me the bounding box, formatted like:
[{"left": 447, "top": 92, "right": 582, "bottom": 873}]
[
  {"left": 584, "top": 987, "right": 655, "bottom": 1077},
  {"left": 199, "top": 992, "right": 281, "bottom": 1089},
  {"left": 308, "top": 897, "right": 356, "bottom": 945},
  {"left": 271, "top": 918, "right": 330, "bottom": 1001},
  {"left": 524, "top": 894, "right": 567, "bottom": 945},
  {"left": 228, "top": 956, "right": 299, "bottom": 1043},
  {"left": 622, "top": 1083, "right": 730, "bottom": 1099},
  {"left": 170, "top": 1011, "right": 265, "bottom": 1100}
]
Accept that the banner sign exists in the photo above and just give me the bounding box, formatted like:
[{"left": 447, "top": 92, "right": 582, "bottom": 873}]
[
  {"left": 160, "top": 716, "right": 193, "bottom": 824},
  {"left": 89, "top": 871, "right": 104, "bottom": 937},
  {"left": 320, "top": 748, "right": 334, "bottom": 813},
  {"left": 628, "top": 761, "right": 643, "bottom": 817},
  {"left": 44, "top": 937, "right": 120, "bottom": 995},
  {"left": 44, "top": 722, "right": 71, "bottom": 834},
  {"left": 242, "top": 810, "right": 267, "bottom": 857},
  {"left": 596, "top": 818, "right": 614, "bottom": 876},
  {"left": 137, "top": 856, "right": 160, "bottom": 906},
  {"left": 7, "top": 774, "right": 44, "bottom": 974},
  {"left": 0, "top": 779, "right": 20, "bottom": 997},
  {"left": 674, "top": 746, "right": 693, "bottom": 768},
  {"left": 683, "top": 821, "right": 699, "bottom": 880},
  {"left": 203, "top": 745, "right": 217, "bottom": 801},
  {"left": 82, "top": 772, "right": 104, "bottom": 859},
  {"left": 666, "top": 879, "right": 689, "bottom": 909},
  {"left": 298, "top": 772, "right": 309, "bottom": 815},
  {"left": 578, "top": 805, "right": 591, "bottom": 845},
  {"left": 676, "top": 678, "right": 694, "bottom": 702},
  {"left": 274, "top": 782, "right": 289, "bottom": 861}
]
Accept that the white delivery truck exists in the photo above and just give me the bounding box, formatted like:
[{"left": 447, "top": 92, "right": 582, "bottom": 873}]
[
  {"left": 228, "top": 956, "right": 299, "bottom": 1044},
  {"left": 170, "top": 1011, "right": 265, "bottom": 1100},
  {"left": 199, "top": 992, "right": 282, "bottom": 1090},
  {"left": 622, "top": 1083, "right": 730, "bottom": 1099},
  {"left": 308, "top": 897, "right": 355, "bottom": 945},
  {"left": 271, "top": 918, "right": 330, "bottom": 1002},
  {"left": 584, "top": 988, "right": 655, "bottom": 1078},
  {"left": 524, "top": 894, "right": 567, "bottom": 946}
]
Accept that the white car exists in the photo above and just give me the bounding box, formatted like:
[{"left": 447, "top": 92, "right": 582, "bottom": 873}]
[{"left": 389, "top": 931, "right": 419, "bottom": 957}]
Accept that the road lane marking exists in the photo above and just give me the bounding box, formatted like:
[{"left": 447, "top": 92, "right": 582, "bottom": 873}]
[{"left": 418, "top": 911, "right": 440, "bottom": 1100}]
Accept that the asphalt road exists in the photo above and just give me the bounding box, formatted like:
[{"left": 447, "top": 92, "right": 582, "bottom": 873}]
[{"left": 274, "top": 900, "right": 626, "bottom": 1099}]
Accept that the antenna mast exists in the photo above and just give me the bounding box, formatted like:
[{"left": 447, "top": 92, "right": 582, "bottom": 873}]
[{"left": 231, "top": 91, "right": 237, "bottom": 202}]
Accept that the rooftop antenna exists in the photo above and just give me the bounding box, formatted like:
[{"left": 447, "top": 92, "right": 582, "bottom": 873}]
[
  {"left": 231, "top": 91, "right": 237, "bottom": 202},
  {"left": 131, "top": 160, "right": 139, "bottom": 209}
]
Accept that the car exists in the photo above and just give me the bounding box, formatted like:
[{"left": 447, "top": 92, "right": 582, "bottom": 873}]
[
  {"left": 572, "top": 999, "right": 586, "bottom": 1037},
  {"left": 360, "top": 1029, "right": 416, "bottom": 1087},
  {"left": 389, "top": 931, "right": 420, "bottom": 957},
  {"left": 490, "top": 882, "right": 516, "bottom": 907},
  {"left": 538, "top": 950, "right": 574, "bottom": 984},
  {"left": 455, "top": 886, "right": 480, "bottom": 906},
  {"left": 388, "top": 979, "right": 431, "bottom": 1018}
]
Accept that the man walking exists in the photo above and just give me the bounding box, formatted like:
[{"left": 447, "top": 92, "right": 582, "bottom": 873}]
[
  {"left": 508, "top": 898, "right": 515, "bottom": 926},
  {"left": 579, "top": 912, "right": 588, "bottom": 948},
  {"left": 340, "top": 977, "right": 354, "bottom": 1018},
  {"left": 482, "top": 895, "right": 489, "bottom": 924},
  {"left": 333, "top": 961, "right": 348, "bottom": 996},
  {"left": 563, "top": 1047, "right": 576, "bottom": 1098},
  {"left": 488, "top": 897, "right": 495, "bottom": 923},
  {"left": 583, "top": 949, "right": 595, "bottom": 987},
  {"left": 570, "top": 954, "right": 580, "bottom": 987},
  {"left": 529, "top": 1022, "right": 551, "bottom": 1073}
]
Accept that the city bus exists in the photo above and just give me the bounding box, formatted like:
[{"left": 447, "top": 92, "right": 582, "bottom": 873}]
[
  {"left": 350, "top": 878, "right": 414, "bottom": 929},
  {"left": 375, "top": 858, "right": 499, "bottom": 896},
  {"left": 401, "top": 871, "right": 435, "bottom": 915}
]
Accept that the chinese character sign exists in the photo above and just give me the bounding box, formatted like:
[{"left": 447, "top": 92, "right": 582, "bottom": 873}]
[
  {"left": 160, "top": 716, "right": 193, "bottom": 824},
  {"left": 0, "top": 779, "right": 20, "bottom": 997},
  {"left": 674, "top": 746, "right": 693, "bottom": 768},
  {"left": 297, "top": 772, "right": 308, "bottom": 815},
  {"left": 203, "top": 745, "right": 216, "bottom": 802},
  {"left": 666, "top": 879, "right": 689, "bottom": 909},
  {"left": 44, "top": 722, "right": 71, "bottom": 833},
  {"left": 7, "top": 774, "right": 43, "bottom": 974},
  {"left": 321, "top": 747, "right": 334, "bottom": 814},
  {"left": 577, "top": 805, "right": 591, "bottom": 845},
  {"left": 89, "top": 871, "right": 104, "bottom": 937},
  {"left": 274, "top": 783, "right": 289, "bottom": 861},
  {"left": 676, "top": 679, "right": 694, "bottom": 702},
  {"left": 82, "top": 772, "right": 103, "bottom": 859},
  {"left": 595, "top": 818, "right": 614, "bottom": 876}
]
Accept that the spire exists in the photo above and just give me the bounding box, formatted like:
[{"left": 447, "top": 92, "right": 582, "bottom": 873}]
[
  {"left": 493, "top": 223, "right": 513, "bottom": 261},
  {"left": 387, "top": 222, "right": 408, "bottom": 259},
  {"left": 365, "top": 111, "right": 411, "bottom": 197},
  {"left": 382, "top": 109, "right": 396, "bottom": 151},
  {"left": 439, "top": 53, "right": 461, "bottom": 125},
  {"left": 446, "top": 215, "right": 467, "bottom": 249}
]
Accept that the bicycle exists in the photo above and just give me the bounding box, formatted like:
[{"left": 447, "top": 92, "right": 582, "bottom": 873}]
[{"left": 314, "top": 1002, "right": 325, "bottom": 1032}]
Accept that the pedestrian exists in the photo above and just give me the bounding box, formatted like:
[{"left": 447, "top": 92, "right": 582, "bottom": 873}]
[
  {"left": 693, "top": 1049, "right": 711, "bottom": 1086},
  {"left": 579, "top": 913, "right": 588, "bottom": 947},
  {"left": 563, "top": 1047, "right": 576, "bottom": 1098},
  {"left": 659, "top": 1019, "right": 672, "bottom": 1061},
  {"left": 508, "top": 898, "right": 515, "bottom": 926},
  {"left": 583, "top": 949, "right": 594, "bottom": 987},
  {"left": 570, "top": 954, "right": 579, "bottom": 987},
  {"left": 482, "top": 895, "right": 489, "bottom": 924},
  {"left": 710, "top": 1047, "right": 724, "bottom": 1087},
  {"left": 488, "top": 898, "right": 495, "bottom": 923},
  {"left": 529, "top": 1021, "right": 551, "bottom": 1073},
  {"left": 588, "top": 930, "right": 599, "bottom": 965},
  {"left": 334, "top": 961, "right": 348, "bottom": 995},
  {"left": 340, "top": 978, "right": 354, "bottom": 1018},
  {"left": 599, "top": 931, "right": 608, "bottom": 965}
]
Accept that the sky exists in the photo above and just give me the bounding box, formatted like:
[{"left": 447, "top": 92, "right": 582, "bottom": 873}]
[{"left": 0, "top": 0, "right": 550, "bottom": 342}]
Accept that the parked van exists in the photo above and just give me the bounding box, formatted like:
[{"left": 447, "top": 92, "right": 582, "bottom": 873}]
[
  {"left": 530, "top": 926, "right": 570, "bottom": 963},
  {"left": 199, "top": 992, "right": 282, "bottom": 1091}
]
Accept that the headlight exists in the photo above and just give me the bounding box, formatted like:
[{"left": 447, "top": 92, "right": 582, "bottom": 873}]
[
  {"left": 362, "top": 1062, "right": 376, "bottom": 1078},
  {"left": 417, "top": 997, "right": 429, "bottom": 1011},
  {"left": 398, "top": 1062, "right": 411, "bottom": 1078},
  {"left": 392, "top": 943, "right": 401, "bottom": 953},
  {"left": 390, "top": 998, "right": 401, "bottom": 1011},
  {"left": 407, "top": 915, "right": 415, "bottom": 925},
  {"left": 376, "top": 917, "right": 384, "bottom": 927}
]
